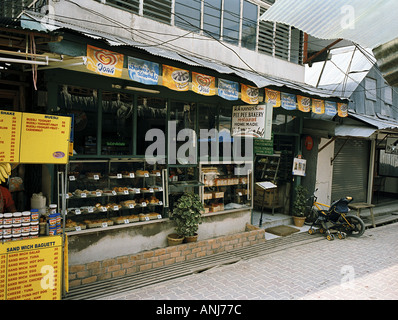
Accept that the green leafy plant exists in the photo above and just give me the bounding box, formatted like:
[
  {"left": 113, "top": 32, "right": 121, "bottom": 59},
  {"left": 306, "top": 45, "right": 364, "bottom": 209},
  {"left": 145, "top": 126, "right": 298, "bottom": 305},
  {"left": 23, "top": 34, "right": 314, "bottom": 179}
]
[
  {"left": 292, "top": 185, "right": 308, "bottom": 217},
  {"left": 171, "top": 192, "right": 204, "bottom": 237}
]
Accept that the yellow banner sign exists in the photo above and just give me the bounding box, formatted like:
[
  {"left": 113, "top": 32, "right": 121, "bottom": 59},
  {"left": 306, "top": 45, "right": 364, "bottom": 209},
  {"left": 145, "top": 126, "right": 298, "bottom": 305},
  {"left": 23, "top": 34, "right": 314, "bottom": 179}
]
[
  {"left": 241, "top": 84, "right": 259, "bottom": 104},
  {"left": 312, "top": 99, "right": 325, "bottom": 114},
  {"left": 0, "top": 110, "right": 22, "bottom": 163},
  {"left": 338, "top": 103, "right": 348, "bottom": 117},
  {"left": 265, "top": 89, "right": 281, "bottom": 107},
  {"left": 86, "top": 45, "right": 124, "bottom": 78},
  {"left": 192, "top": 72, "right": 216, "bottom": 96},
  {"left": 162, "top": 65, "right": 190, "bottom": 91},
  {"left": 19, "top": 113, "right": 71, "bottom": 164},
  {"left": 0, "top": 236, "right": 63, "bottom": 300},
  {"left": 297, "top": 95, "right": 311, "bottom": 112}
]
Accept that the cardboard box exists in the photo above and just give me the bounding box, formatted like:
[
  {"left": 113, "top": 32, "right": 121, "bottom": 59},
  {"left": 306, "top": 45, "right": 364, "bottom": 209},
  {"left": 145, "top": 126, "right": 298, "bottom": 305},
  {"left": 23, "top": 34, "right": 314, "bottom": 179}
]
[
  {"left": 212, "top": 191, "right": 224, "bottom": 199},
  {"left": 204, "top": 193, "right": 213, "bottom": 200}
]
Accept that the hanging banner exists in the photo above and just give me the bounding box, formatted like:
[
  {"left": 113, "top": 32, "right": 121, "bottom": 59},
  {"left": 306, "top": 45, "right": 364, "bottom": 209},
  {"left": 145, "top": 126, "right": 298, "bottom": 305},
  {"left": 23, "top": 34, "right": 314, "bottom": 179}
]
[
  {"left": 127, "top": 57, "right": 159, "bottom": 85},
  {"left": 312, "top": 99, "right": 325, "bottom": 114},
  {"left": 297, "top": 95, "right": 311, "bottom": 112},
  {"left": 162, "top": 65, "right": 190, "bottom": 91},
  {"left": 281, "top": 92, "right": 297, "bottom": 110},
  {"left": 338, "top": 103, "right": 348, "bottom": 117},
  {"left": 325, "top": 101, "right": 337, "bottom": 116},
  {"left": 218, "top": 79, "right": 239, "bottom": 101},
  {"left": 265, "top": 88, "right": 281, "bottom": 108},
  {"left": 241, "top": 84, "right": 259, "bottom": 104},
  {"left": 231, "top": 104, "right": 271, "bottom": 138},
  {"left": 192, "top": 72, "right": 216, "bottom": 96},
  {"left": 86, "top": 45, "right": 124, "bottom": 78}
]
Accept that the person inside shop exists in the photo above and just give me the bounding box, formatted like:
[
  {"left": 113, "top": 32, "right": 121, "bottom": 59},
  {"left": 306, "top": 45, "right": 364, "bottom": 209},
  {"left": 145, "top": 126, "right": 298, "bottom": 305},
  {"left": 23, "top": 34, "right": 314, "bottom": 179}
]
[{"left": 0, "top": 182, "right": 17, "bottom": 213}]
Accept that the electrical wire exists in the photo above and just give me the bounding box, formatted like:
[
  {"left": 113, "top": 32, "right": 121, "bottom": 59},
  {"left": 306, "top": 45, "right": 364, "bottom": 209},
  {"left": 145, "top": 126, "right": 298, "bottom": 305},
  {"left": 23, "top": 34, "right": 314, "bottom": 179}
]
[
  {"left": 12, "top": 0, "right": 398, "bottom": 104},
  {"left": 328, "top": 58, "right": 398, "bottom": 116}
]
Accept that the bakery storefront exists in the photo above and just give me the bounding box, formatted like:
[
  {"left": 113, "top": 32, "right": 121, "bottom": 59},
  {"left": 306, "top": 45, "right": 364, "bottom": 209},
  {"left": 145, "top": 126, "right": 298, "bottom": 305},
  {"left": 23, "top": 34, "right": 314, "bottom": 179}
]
[
  {"left": 45, "top": 39, "right": 260, "bottom": 276},
  {"left": 31, "top": 30, "right": 347, "bottom": 290}
]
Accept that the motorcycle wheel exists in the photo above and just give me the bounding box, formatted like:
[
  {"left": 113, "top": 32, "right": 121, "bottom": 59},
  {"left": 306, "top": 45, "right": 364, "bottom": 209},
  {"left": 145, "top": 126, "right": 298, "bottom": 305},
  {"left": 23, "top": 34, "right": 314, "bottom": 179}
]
[{"left": 343, "top": 215, "right": 365, "bottom": 237}]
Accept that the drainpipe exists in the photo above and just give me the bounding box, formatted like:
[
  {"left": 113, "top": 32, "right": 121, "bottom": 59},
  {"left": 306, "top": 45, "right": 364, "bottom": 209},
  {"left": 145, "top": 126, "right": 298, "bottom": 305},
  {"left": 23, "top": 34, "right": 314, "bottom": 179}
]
[{"left": 367, "top": 137, "right": 376, "bottom": 204}]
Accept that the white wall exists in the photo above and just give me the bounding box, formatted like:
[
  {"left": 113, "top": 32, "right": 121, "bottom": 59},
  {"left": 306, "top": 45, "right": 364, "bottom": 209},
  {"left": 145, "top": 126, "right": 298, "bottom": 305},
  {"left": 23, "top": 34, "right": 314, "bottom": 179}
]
[
  {"left": 315, "top": 138, "right": 335, "bottom": 206},
  {"left": 51, "top": 0, "right": 305, "bottom": 82}
]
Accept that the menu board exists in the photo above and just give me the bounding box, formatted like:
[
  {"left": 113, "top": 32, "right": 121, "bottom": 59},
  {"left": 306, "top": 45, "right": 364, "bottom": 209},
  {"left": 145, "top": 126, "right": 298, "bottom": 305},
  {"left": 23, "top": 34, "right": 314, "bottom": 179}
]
[
  {"left": 0, "top": 236, "right": 63, "bottom": 300},
  {"left": 0, "top": 110, "right": 71, "bottom": 164},
  {"left": 0, "top": 110, "right": 22, "bottom": 163}
]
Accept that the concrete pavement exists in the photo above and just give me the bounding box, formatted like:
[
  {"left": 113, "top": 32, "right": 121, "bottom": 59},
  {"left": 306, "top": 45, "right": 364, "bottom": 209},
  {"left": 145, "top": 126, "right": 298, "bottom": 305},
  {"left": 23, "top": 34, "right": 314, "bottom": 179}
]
[{"left": 100, "top": 222, "right": 398, "bottom": 300}]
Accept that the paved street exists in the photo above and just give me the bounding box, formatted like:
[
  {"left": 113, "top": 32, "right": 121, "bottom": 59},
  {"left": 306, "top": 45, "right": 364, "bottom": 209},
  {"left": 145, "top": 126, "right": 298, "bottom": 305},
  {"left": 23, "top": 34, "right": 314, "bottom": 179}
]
[{"left": 101, "top": 222, "right": 398, "bottom": 300}]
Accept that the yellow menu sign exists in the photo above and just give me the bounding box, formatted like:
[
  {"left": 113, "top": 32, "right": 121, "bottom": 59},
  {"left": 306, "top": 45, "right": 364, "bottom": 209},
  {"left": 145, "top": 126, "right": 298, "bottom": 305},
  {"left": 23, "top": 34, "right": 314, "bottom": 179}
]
[
  {"left": 0, "top": 236, "right": 63, "bottom": 300},
  {"left": 0, "top": 110, "right": 22, "bottom": 163},
  {"left": 20, "top": 113, "right": 71, "bottom": 164},
  {"left": 0, "top": 110, "right": 71, "bottom": 164}
]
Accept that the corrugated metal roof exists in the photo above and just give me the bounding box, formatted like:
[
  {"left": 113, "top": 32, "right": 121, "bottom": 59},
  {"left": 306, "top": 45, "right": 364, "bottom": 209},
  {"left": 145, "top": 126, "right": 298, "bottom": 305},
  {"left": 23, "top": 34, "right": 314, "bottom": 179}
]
[
  {"left": 260, "top": 0, "right": 398, "bottom": 50},
  {"left": 20, "top": 10, "right": 345, "bottom": 100},
  {"left": 349, "top": 113, "right": 398, "bottom": 130},
  {"left": 334, "top": 125, "right": 376, "bottom": 138}
]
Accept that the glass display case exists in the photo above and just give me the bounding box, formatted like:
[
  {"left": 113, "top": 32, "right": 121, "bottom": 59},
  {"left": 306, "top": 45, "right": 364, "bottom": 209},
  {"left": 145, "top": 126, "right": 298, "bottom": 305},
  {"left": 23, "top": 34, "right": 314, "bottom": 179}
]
[
  {"left": 199, "top": 161, "right": 253, "bottom": 213},
  {"left": 59, "top": 159, "right": 167, "bottom": 233}
]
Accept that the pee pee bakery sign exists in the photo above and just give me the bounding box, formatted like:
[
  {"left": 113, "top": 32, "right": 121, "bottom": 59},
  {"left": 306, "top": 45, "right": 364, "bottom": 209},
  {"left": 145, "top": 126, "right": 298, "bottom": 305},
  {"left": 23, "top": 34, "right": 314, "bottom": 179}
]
[{"left": 231, "top": 104, "right": 272, "bottom": 139}]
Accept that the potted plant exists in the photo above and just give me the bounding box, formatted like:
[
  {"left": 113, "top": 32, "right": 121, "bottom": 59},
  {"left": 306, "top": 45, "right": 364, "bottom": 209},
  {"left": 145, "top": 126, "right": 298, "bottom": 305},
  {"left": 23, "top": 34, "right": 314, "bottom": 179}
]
[
  {"left": 168, "top": 192, "right": 204, "bottom": 245},
  {"left": 292, "top": 185, "right": 308, "bottom": 227}
]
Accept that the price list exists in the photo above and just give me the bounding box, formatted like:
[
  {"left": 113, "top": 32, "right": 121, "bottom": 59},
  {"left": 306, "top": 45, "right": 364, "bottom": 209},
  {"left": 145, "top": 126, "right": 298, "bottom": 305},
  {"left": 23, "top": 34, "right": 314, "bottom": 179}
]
[
  {"left": 0, "top": 236, "right": 63, "bottom": 300},
  {"left": 0, "top": 110, "right": 71, "bottom": 164},
  {"left": 0, "top": 110, "right": 22, "bottom": 163},
  {"left": 20, "top": 112, "right": 71, "bottom": 164}
]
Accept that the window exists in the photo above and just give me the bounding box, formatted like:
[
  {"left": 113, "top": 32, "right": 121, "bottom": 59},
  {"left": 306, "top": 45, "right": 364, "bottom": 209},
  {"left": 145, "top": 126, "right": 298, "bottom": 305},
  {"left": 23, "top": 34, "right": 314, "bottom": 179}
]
[
  {"left": 102, "top": 0, "right": 140, "bottom": 14},
  {"left": 101, "top": 91, "right": 134, "bottom": 155},
  {"left": 222, "top": 0, "right": 240, "bottom": 45},
  {"left": 290, "top": 27, "right": 303, "bottom": 64},
  {"left": 136, "top": 97, "right": 167, "bottom": 156},
  {"left": 57, "top": 86, "right": 98, "bottom": 155},
  {"left": 258, "top": 7, "right": 274, "bottom": 56},
  {"left": 198, "top": 103, "right": 218, "bottom": 160},
  {"left": 274, "top": 23, "right": 290, "bottom": 60},
  {"left": 143, "top": 0, "right": 172, "bottom": 24},
  {"left": 241, "top": 0, "right": 258, "bottom": 50},
  {"left": 384, "top": 85, "right": 393, "bottom": 105},
  {"left": 365, "top": 78, "right": 377, "bottom": 101},
  {"left": 175, "top": 0, "right": 201, "bottom": 32},
  {"left": 203, "top": 0, "right": 222, "bottom": 39},
  {"left": 96, "top": 0, "right": 304, "bottom": 60}
]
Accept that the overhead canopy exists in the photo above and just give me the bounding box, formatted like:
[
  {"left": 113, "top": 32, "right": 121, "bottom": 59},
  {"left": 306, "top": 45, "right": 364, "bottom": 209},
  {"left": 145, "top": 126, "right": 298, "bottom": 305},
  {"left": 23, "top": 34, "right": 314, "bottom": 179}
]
[
  {"left": 349, "top": 113, "right": 398, "bottom": 132},
  {"left": 259, "top": 0, "right": 398, "bottom": 86},
  {"left": 19, "top": 10, "right": 346, "bottom": 100},
  {"left": 334, "top": 125, "right": 376, "bottom": 138},
  {"left": 259, "top": 0, "right": 398, "bottom": 50}
]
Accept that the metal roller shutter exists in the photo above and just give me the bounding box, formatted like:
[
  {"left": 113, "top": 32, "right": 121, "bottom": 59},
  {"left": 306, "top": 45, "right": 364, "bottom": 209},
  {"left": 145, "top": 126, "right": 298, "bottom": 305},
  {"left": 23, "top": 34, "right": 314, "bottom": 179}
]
[{"left": 331, "top": 138, "right": 370, "bottom": 203}]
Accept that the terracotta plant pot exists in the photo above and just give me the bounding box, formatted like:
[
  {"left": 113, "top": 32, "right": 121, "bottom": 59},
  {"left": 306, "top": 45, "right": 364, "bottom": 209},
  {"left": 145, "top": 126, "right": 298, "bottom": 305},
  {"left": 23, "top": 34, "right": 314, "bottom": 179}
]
[
  {"left": 293, "top": 216, "right": 306, "bottom": 227},
  {"left": 184, "top": 233, "right": 198, "bottom": 243},
  {"left": 167, "top": 233, "right": 184, "bottom": 246}
]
